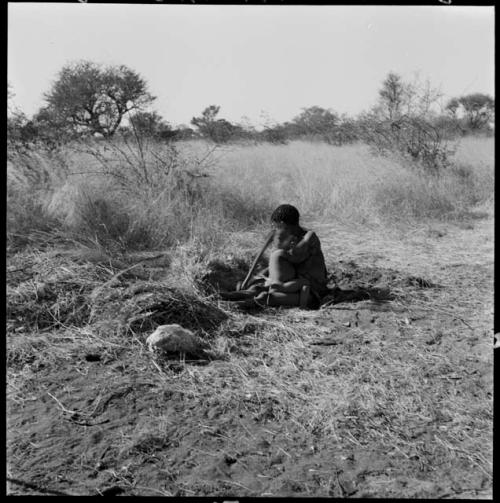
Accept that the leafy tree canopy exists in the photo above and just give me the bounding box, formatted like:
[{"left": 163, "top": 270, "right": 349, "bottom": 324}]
[
  {"left": 128, "top": 111, "right": 174, "bottom": 139},
  {"left": 291, "top": 106, "right": 339, "bottom": 136},
  {"left": 42, "top": 60, "right": 155, "bottom": 137},
  {"left": 446, "top": 93, "right": 494, "bottom": 130},
  {"left": 191, "top": 105, "right": 239, "bottom": 143}
]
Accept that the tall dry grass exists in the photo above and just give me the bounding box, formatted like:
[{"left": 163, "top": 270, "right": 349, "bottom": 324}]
[
  {"left": 7, "top": 138, "right": 269, "bottom": 253},
  {"left": 205, "top": 137, "right": 493, "bottom": 226},
  {"left": 7, "top": 135, "right": 494, "bottom": 254}
]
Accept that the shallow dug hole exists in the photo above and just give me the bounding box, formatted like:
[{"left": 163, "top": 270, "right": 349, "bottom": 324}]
[
  {"left": 198, "top": 258, "right": 439, "bottom": 304},
  {"left": 199, "top": 257, "right": 263, "bottom": 293}
]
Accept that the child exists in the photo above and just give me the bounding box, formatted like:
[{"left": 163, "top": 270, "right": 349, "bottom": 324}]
[{"left": 221, "top": 204, "right": 328, "bottom": 309}]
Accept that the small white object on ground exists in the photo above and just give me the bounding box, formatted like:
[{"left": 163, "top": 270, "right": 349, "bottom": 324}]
[{"left": 146, "top": 324, "right": 204, "bottom": 355}]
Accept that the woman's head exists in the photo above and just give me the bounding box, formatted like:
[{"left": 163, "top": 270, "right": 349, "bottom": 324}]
[
  {"left": 270, "top": 204, "right": 301, "bottom": 249},
  {"left": 270, "top": 204, "right": 300, "bottom": 227}
]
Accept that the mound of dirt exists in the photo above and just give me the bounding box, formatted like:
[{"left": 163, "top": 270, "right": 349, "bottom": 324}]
[
  {"left": 7, "top": 250, "right": 227, "bottom": 337},
  {"left": 90, "top": 281, "right": 228, "bottom": 335}
]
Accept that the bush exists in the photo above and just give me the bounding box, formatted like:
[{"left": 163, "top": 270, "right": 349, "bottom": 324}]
[{"left": 359, "top": 114, "right": 455, "bottom": 172}]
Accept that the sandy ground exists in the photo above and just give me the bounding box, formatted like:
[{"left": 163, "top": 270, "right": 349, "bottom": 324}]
[{"left": 7, "top": 214, "right": 493, "bottom": 497}]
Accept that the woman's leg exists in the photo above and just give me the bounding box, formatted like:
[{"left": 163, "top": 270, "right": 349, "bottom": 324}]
[
  {"left": 262, "top": 290, "right": 301, "bottom": 306},
  {"left": 220, "top": 283, "right": 266, "bottom": 301}
]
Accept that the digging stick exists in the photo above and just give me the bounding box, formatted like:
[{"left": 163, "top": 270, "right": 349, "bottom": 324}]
[{"left": 239, "top": 229, "right": 275, "bottom": 290}]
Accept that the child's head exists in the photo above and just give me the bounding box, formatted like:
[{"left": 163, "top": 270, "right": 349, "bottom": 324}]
[{"left": 270, "top": 204, "right": 300, "bottom": 249}]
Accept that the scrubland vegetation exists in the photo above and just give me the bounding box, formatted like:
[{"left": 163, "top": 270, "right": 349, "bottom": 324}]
[
  {"left": 7, "top": 62, "right": 493, "bottom": 497},
  {"left": 7, "top": 133, "right": 493, "bottom": 497},
  {"left": 7, "top": 135, "right": 494, "bottom": 256}
]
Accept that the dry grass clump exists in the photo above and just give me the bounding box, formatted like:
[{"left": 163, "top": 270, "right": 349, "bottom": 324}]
[
  {"left": 7, "top": 280, "right": 92, "bottom": 332},
  {"left": 7, "top": 146, "right": 71, "bottom": 248},
  {"left": 7, "top": 185, "right": 63, "bottom": 249},
  {"left": 7, "top": 327, "right": 126, "bottom": 375},
  {"left": 7, "top": 250, "right": 111, "bottom": 332}
]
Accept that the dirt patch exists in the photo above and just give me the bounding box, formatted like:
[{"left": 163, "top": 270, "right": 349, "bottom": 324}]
[
  {"left": 7, "top": 221, "right": 492, "bottom": 498},
  {"left": 327, "top": 260, "right": 439, "bottom": 290},
  {"left": 319, "top": 261, "right": 439, "bottom": 306}
]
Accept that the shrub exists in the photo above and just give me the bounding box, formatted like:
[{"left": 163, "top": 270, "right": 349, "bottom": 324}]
[{"left": 359, "top": 114, "right": 455, "bottom": 172}]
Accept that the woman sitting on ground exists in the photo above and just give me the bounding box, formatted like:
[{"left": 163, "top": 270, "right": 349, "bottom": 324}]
[{"left": 220, "top": 204, "right": 328, "bottom": 309}]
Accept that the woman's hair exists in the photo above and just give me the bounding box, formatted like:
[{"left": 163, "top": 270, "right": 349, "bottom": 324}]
[{"left": 270, "top": 204, "right": 300, "bottom": 226}]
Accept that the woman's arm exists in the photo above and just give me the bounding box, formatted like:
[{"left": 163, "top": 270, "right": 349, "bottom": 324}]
[{"left": 286, "top": 231, "right": 315, "bottom": 264}]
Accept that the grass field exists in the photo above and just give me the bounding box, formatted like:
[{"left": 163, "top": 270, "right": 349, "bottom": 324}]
[{"left": 7, "top": 136, "right": 493, "bottom": 497}]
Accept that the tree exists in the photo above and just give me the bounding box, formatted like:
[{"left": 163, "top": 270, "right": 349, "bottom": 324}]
[
  {"left": 128, "top": 111, "right": 175, "bottom": 140},
  {"left": 445, "top": 97, "right": 460, "bottom": 118},
  {"left": 359, "top": 73, "right": 454, "bottom": 171},
  {"left": 377, "top": 72, "right": 405, "bottom": 120},
  {"left": 450, "top": 93, "right": 494, "bottom": 130},
  {"left": 43, "top": 60, "right": 155, "bottom": 137},
  {"left": 191, "top": 105, "right": 238, "bottom": 143},
  {"left": 172, "top": 125, "right": 195, "bottom": 140},
  {"left": 8, "top": 82, "right": 18, "bottom": 115},
  {"left": 403, "top": 75, "right": 442, "bottom": 119},
  {"left": 7, "top": 83, "right": 27, "bottom": 144},
  {"left": 336, "top": 115, "right": 360, "bottom": 145},
  {"left": 291, "top": 106, "right": 339, "bottom": 143}
]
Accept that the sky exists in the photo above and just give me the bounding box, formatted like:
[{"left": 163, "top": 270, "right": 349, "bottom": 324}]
[{"left": 7, "top": 3, "right": 495, "bottom": 128}]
